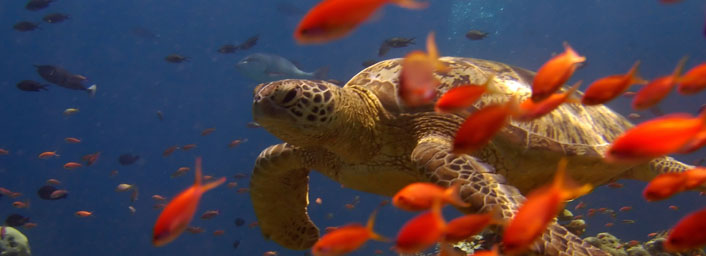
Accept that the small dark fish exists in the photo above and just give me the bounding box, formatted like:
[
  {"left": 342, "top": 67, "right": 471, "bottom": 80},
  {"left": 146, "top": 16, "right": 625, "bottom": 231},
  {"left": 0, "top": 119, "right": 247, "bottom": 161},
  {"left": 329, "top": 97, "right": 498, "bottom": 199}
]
[
  {"left": 26, "top": 0, "right": 53, "bottom": 11},
  {"left": 378, "top": 44, "right": 390, "bottom": 57},
  {"left": 236, "top": 35, "right": 259, "bottom": 50},
  {"left": 38, "top": 185, "right": 67, "bottom": 200},
  {"left": 34, "top": 65, "right": 96, "bottom": 94},
  {"left": 5, "top": 214, "right": 30, "bottom": 227},
  {"left": 218, "top": 44, "right": 238, "bottom": 54},
  {"left": 232, "top": 240, "right": 240, "bottom": 249},
  {"left": 234, "top": 218, "right": 245, "bottom": 227},
  {"left": 384, "top": 37, "right": 415, "bottom": 48},
  {"left": 465, "top": 30, "right": 489, "bottom": 40},
  {"left": 156, "top": 110, "right": 164, "bottom": 121},
  {"left": 13, "top": 21, "right": 40, "bottom": 32},
  {"left": 16, "top": 80, "right": 48, "bottom": 92},
  {"left": 118, "top": 154, "right": 140, "bottom": 165},
  {"left": 362, "top": 59, "right": 377, "bottom": 68},
  {"left": 165, "top": 54, "right": 189, "bottom": 63},
  {"left": 43, "top": 13, "right": 70, "bottom": 23}
]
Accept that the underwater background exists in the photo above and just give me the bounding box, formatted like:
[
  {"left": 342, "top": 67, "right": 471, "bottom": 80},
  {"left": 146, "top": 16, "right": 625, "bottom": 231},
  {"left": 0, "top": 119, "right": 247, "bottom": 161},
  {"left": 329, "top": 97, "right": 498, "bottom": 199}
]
[{"left": 0, "top": 0, "right": 705, "bottom": 255}]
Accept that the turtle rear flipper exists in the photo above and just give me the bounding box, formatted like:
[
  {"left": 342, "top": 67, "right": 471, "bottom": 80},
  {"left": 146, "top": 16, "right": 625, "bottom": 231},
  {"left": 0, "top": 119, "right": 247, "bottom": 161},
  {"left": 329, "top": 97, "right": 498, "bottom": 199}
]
[
  {"left": 250, "top": 143, "right": 319, "bottom": 249},
  {"left": 411, "top": 137, "right": 608, "bottom": 256}
]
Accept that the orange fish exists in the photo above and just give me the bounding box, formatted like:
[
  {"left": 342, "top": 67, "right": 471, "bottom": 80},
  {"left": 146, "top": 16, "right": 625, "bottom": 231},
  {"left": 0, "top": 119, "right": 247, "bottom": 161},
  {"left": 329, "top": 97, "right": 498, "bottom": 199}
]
[
  {"left": 201, "top": 128, "right": 216, "bottom": 136},
  {"left": 75, "top": 211, "right": 93, "bottom": 217},
  {"left": 531, "top": 42, "right": 586, "bottom": 102},
  {"left": 678, "top": 63, "right": 706, "bottom": 94},
  {"left": 171, "top": 167, "right": 190, "bottom": 178},
  {"left": 212, "top": 230, "right": 225, "bottom": 236},
  {"left": 152, "top": 195, "right": 167, "bottom": 201},
  {"left": 228, "top": 139, "right": 248, "bottom": 148},
  {"left": 311, "top": 210, "right": 387, "bottom": 256},
  {"left": 443, "top": 209, "right": 501, "bottom": 243},
  {"left": 12, "top": 200, "right": 29, "bottom": 209},
  {"left": 643, "top": 168, "right": 706, "bottom": 201},
  {"left": 582, "top": 61, "right": 646, "bottom": 105},
  {"left": 38, "top": 151, "right": 59, "bottom": 159},
  {"left": 50, "top": 189, "right": 68, "bottom": 199},
  {"left": 294, "top": 0, "right": 427, "bottom": 44},
  {"left": 63, "top": 162, "right": 82, "bottom": 169},
  {"left": 81, "top": 152, "right": 100, "bottom": 166},
  {"left": 502, "top": 159, "right": 592, "bottom": 255},
  {"left": 392, "top": 182, "right": 468, "bottom": 211},
  {"left": 678, "top": 129, "right": 706, "bottom": 154},
  {"left": 64, "top": 137, "right": 81, "bottom": 144},
  {"left": 399, "top": 32, "right": 448, "bottom": 107},
  {"left": 574, "top": 201, "right": 586, "bottom": 210},
  {"left": 395, "top": 200, "right": 446, "bottom": 254},
  {"left": 669, "top": 205, "right": 679, "bottom": 211},
  {"left": 163, "top": 146, "right": 180, "bottom": 157},
  {"left": 605, "top": 112, "right": 706, "bottom": 163},
  {"left": 152, "top": 157, "right": 226, "bottom": 247},
  {"left": 664, "top": 206, "right": 706, "bottom": 252},
  {"left": 200, "top": 210, "right": 220, "bottom": 220},
  {"left": 452, "top": 99, "right": 517, "bottom": 154},
  {"left": 516, "top": 81, "right": 580, "bottom": 121},
  {"left": 181, "top": 144, "right": 197, "bottom": 151},
  {"left": 632, "top": 57, "right": 688, "bottom": 110},
  {"left": 0, "top": 148, "right": 8, "bottom": 155},
  {"left": 46, "top": 179, "right": 61, "bottom": 185},
  {"left": 435, "top": 76, "right": 497, "bottom": 113},
  {"left": 619, "top": 206, "right": 633, "bottom": 212}
]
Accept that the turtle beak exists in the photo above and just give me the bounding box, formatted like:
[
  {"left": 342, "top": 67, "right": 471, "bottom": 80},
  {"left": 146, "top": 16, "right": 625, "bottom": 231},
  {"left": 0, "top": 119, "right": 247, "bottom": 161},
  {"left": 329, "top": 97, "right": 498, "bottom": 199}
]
[{"left": 253, "top": 82, "right": 296, "bottom": 124}]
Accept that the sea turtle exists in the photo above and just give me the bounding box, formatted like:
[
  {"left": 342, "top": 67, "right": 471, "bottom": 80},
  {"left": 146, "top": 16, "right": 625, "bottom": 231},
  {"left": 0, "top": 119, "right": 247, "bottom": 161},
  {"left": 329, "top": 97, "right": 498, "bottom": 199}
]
[{"left": 250, "top": 57, "right": 693, "bottom": 255}]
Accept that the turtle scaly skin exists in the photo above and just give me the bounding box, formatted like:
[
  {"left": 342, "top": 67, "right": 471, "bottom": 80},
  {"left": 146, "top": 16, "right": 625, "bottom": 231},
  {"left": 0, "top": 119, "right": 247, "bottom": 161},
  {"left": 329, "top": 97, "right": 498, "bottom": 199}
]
[{"left": 250, "top": 57, "right": 693, "bottom": 255}]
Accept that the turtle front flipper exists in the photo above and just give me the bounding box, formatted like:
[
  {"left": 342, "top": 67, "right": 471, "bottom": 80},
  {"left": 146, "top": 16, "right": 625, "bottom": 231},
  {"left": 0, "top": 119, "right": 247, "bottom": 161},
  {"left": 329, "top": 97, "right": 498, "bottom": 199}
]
[
  {"left": 250, "top": 143, "right": 319, "bottom": 250},
  {"left": 411, "top": 136, "right": 608, "bottom": 256}
]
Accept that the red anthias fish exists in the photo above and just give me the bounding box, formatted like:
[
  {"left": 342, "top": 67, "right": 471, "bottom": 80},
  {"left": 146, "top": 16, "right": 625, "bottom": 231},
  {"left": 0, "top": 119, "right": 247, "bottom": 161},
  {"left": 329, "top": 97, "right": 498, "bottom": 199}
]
[
  {"left": 399, "top": 32, "right": 448, "bottom": 108},
  {"left": 643, "top": 167, "right": 706, "bottom": 201},
  {"left": 435, "top": 75, "right": 497, "bottom": 113},
  {"left": 677, "top": 63, "right": 706, "bottom": 95},
  {"left": 515, "top": 81, "right": 580, "bottom": 122},
  {"left": 502, "top": 159, "right": 592, "bottom": 255},
  {"left": 664, "top": 206, "right": 706, "bottom": 252},
  {"left": 311, "top": 211, "right": 387, "bottom": 256},
  {"left": 531, "top": 42, "right": 585, "bottom": 102},
  {"left": 452, "top": 99, "right": 517, "bottom": 154},
  {"left": 632, "top": 57, "right": 688, "bottom": 110},
  {"left": 582, "top": 61, "right": 646, "bottom": 105},
  {"left": 152, "top": 157, "right": 226, "bottom": 247},
  {"left": 294, "top": 0, "right": 427, "bottom": 44},
  {"left": 605, "top": 111, "right": 706, "bottom": 163}
]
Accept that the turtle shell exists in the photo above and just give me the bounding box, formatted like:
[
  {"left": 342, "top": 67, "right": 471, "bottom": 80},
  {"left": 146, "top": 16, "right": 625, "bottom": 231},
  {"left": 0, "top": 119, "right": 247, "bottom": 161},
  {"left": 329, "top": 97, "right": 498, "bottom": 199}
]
[{"left": 346, "top": 57, "right": 633, "bottom": 159}]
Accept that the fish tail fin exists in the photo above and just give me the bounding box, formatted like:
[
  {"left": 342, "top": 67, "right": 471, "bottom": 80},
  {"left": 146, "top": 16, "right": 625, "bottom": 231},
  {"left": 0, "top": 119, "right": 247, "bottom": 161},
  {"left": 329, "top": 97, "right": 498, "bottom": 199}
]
[
  {"left": 202, "top": 177, "right": 226, "bottom": 192},
  {"left": 425, "top": 32, "right": 448, "bottom": 73},
  {"left": 562, "top": 41, "right": 586, "bottom": 63},
  {"left": 365, "top": 209, "right": 389, "bottom": 242},
  {"left": 672, "top": 56, "right": 689, "bottom": 80},
  {"left": 392, "top": 0, "right": 428, "bottom": 9},
  {"left": 553, "top": 158, "right": 593, "bottom": 200},
  {"left": 626, "top": 61, "right": 647, "bottom": 84},
  {"left": 314, "top": 66, "right": 329, "bottom": 80},
  {"left": 564, "top": 80, "right": 583, "bottom": 104},
  {"left": 87, "top": 84, "right": 97, "bottom": 97},
  {"left": 444, "top": 182, "right": 470, "bottom": 208}
]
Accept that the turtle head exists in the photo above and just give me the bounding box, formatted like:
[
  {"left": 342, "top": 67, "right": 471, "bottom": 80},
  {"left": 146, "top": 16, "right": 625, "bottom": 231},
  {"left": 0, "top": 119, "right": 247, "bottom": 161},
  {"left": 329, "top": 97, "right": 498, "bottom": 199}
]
[
  {"left": 253, "top": 79, "right": 339, "bottom": 147},
  {"left": 253, "top": 79, "right": 382, "bottom": 162}
]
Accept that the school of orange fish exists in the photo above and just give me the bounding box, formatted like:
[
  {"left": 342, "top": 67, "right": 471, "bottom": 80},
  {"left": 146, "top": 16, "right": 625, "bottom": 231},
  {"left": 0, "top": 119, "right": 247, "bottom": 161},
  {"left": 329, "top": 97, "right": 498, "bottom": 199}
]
[{"left": 2, "top": 0, "right": 705, "bottom": 255}]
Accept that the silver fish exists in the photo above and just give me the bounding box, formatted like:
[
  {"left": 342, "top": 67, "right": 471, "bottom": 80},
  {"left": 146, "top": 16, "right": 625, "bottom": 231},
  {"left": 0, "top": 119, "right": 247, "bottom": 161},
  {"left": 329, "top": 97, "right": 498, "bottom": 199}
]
[{"left": 235, "top": 53, "right": 327, "bottom": 83}]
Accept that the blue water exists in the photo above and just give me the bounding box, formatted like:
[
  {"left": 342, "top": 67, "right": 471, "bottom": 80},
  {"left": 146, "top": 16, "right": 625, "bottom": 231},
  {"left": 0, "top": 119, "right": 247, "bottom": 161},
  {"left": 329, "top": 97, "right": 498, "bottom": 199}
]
[{"left": 0, "top": 0, "right": 705, "bottom": 255}]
